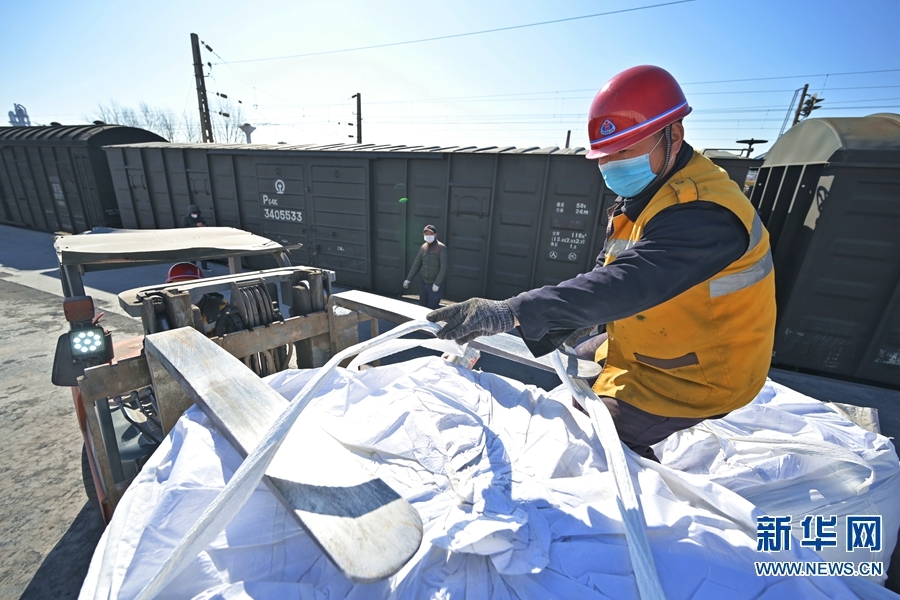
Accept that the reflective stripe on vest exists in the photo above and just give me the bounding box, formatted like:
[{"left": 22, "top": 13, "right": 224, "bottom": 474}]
[
  {"left": 607, "top": 211, "right": 768, "bottom": 298},
  {"left": 710, "top": 249, "right": 773, "bottom": 298},
  {"left": 708, "top": 213, "right": 769, "bottom": 298},
  {"left": 605, "top": 238, "right": 634, "bottom": 257},
  {"left": 748, "top": 212, "right": 763, "bottom": 253}
]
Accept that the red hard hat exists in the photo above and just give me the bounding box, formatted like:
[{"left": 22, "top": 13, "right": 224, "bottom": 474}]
[
  {"left": 165, "top": 262, "right": 204, "bottom": 283},
  {"left": 586, "top": 65, "right": 692, "bottom": 159}
]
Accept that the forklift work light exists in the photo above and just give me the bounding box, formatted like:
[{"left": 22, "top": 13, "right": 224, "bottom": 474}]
[{"left": 69, "top": 327, "right": 106, "bottom": 359}]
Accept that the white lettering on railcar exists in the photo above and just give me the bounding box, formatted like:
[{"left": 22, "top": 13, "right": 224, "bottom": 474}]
[{"left": 263, "top": 207, "right": 303, "bottom": 223}]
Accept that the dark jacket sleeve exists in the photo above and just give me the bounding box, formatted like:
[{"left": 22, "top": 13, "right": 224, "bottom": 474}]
[
  {"left": 507, "top": 201, "right": 750, "bottom": 356},
  {"left": 406, "top": 247, "right": 424, "bottom": 281},
  {"left": 434, "top": 245, "right": 449, "bottom": 287}
]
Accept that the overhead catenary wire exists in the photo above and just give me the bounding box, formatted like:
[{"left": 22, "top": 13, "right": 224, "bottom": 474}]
[
  {"left": 363, "top": 85, "right": 900, "bottom": 106},
  {"left": 193, "top": 92, "right": 900, "bottom": 127},
  {"left": 198, "top": 36, "right": 360, "bottom": 137},
  {"left": 51, "top": 87, "right": 895, "bottom": 122},
  {"left": 357, "top": 79, "right": 900, "bottom": 107},
  {"left": 38, "top": 0, "right": 898, "bottom": 150},
  {"left": 265, "top": 102, "right": 899, "bottom": 125},
  {"left": 243, "top": 111, "right": 898, "bottom": 131},
  {"left": 681, "top": 68, "right": 900, "bottom": 85},
  {"left": 198, "top": 70, "right": 900, "bottom": 113},
  {"left": 101, "top": 20, "right": 900, "bottom": 150},
  {"left": 62, "top": 23, "right": 899, "bottom": 152},
  {"left": 200, "top": 39, "right": 246, "bottom": 110},
  {"left": 233, "top": 75, "right": 900, "bottom": 145},
  {"left": 200, "top": 38, "right": 312, "bottom": 115},
  {"left": 216, "top": 1, "right": 695, "bottom": 64},
  {"left": 196, "top": 4, "right": 703, "bottom": 139},
  {"left": 240, "top": 84, "right": 900, "bottom": 112},
  {"left": 191, "top": 0, "right": 898, "bottom": 142}
]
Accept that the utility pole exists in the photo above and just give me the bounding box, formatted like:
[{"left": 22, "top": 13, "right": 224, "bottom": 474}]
[
  {"left": 791, "top": 83, "right": 809, "bottom": 127},
  {"left": 191, "top": 33, "right": 215, "bottom": 143},
  {"left": 352, "top": 93, "right": 362, "bottom": 143},
  {"left": 565, "top": 130, "right": 571, "bottom": 149}
]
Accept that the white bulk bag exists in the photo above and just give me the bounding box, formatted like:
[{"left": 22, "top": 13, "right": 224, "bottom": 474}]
[{"left": 80, "top": 355, "right": 898, "bottom": 599}]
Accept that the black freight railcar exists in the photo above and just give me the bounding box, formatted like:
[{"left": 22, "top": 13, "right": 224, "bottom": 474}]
[
  {"left": 0, "top": 124, "right": 166, "bottom": 233},
  {"left": 103, "top": 140, "right": 763, "bottom": 301},
  {"left": 750, "top": 113, "right": 900, "bottom": 387},
  {"left": 103, "top": 142, "right": 618, "bottom": 299}
]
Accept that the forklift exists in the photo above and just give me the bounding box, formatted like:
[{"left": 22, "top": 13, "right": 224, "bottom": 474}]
[{"left": 49, "top": 226, "right": 367, "bottom": 522}]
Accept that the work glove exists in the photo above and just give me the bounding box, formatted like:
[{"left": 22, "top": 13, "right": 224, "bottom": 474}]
[
  {"left": 403, "top": 280, "right": 410, "bottom": 289},
  {"left": 427, "top": 298, "right": 516, "bottom": 345},
  {"left": 431, "top": 284, "right": 439, "bottom": 293}
]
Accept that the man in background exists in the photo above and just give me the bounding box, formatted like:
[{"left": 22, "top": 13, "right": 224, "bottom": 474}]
[{"left": 404, "top": 224, "right": 448, "bottom": 310}]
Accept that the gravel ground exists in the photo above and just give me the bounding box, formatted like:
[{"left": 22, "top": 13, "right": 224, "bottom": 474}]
[
  {"left": 0, "top": 224, "right": 149, "bottom": 599},
  {"left": 0, "top": 276, "right": 144, "bottom": 599}
]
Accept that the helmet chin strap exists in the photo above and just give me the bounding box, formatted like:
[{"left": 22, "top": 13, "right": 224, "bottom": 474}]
[{"left": 647, "top": 125, "right": 673, "bottom": 189}]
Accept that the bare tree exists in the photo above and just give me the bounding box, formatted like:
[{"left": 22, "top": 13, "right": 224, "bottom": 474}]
[
  {"left": 94, "top": 100, "right": 124, "bottom": 126},
  {"left": 93, "top": 101, "right": 192, "bottom": 142},
  {"left": 93, "top": 100, "right": 145, "bottom": 130},
  {"left": 119, "top": 104, "right": 140, "bottom": 128},
  {"left": 211, "top": 100, "right": 245, "bottom": 143},
  {"left": 151, "top": 106, "right": 178, "bottom": 142},
  {"left": 92, "top": 100, "right": 248, "bottom": 144},
  {"left": 138, "top": 102, "right": 157, "bottom": 132},
  {"left": 181, "top": 110, "right": 201, "bottom": 143}
]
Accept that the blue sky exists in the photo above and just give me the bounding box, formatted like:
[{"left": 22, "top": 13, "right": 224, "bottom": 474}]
[{"left": 3, "top": 0, "right": 898, "bottom": 155}]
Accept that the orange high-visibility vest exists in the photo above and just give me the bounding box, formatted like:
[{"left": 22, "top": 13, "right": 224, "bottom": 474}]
[{"left": 593, "top": 151, "right": 776, "bottom": 418}]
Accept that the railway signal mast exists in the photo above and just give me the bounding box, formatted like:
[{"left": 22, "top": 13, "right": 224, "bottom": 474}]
[
  {"left": 791, "top": 84, "right": 825, "bottom": 127},
  {"left": 800, "top": 93, "right": 824, "bottom": 119}
]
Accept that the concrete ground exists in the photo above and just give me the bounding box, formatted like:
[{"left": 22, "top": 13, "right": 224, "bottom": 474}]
[
  {"left": 1, "top": 222, "right": 898, "bottom": 596},
  {"left": 0, "top": 226, "right": 148, "bottom": 599},
  {"left": 0, "top": 224, "right": 239, "bottom": 599}
]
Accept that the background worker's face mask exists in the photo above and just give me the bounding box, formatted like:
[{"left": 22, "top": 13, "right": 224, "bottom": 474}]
[
  {"left": 598, "top": 134, "right": 663, "bottom": 198},
  {"left": 190, "top": 213, "right": 199, "bottom": 218},
  {"left": 424, "top": 235, "right": 435, "bottom": 243}
]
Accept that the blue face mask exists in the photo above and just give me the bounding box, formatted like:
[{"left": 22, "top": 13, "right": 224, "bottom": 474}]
[{"left": 598, "top": 135, "right": 664, "bottom": 198}]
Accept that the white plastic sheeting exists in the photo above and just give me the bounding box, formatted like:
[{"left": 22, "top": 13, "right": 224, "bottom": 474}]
[
  {"left": 659, "top": 379, "right": 900, "bottom": 575},
  {"left": 80, "top": 356, "right": 899, "bottom": 599}
]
